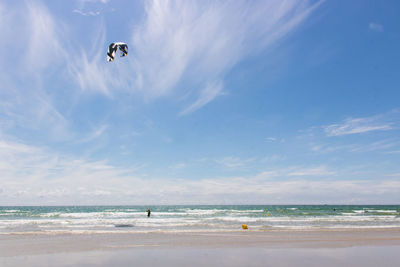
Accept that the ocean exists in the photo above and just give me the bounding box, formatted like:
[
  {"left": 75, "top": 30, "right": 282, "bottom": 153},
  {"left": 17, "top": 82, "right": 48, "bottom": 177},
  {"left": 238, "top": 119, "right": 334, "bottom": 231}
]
[{"left": 1, "top": 205, "right": 399, "bottom": 234}]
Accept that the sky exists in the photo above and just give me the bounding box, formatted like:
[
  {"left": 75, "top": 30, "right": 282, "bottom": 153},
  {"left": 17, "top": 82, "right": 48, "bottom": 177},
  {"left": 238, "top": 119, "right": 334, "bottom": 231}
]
[{"left": 0, "top": 0, "right": 399, "bottom": 205}]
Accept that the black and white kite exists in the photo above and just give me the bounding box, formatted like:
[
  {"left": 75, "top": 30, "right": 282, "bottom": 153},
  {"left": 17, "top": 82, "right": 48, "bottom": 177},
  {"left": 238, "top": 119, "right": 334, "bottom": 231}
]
[{"left": 107, "top": 42, "right": 128, "bottom": 62}]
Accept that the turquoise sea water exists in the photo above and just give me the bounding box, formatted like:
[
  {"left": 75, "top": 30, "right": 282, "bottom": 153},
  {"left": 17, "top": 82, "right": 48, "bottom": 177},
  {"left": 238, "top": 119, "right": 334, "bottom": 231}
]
[{"left": 1, "top": 205, "right": 399, "bottom": 233}]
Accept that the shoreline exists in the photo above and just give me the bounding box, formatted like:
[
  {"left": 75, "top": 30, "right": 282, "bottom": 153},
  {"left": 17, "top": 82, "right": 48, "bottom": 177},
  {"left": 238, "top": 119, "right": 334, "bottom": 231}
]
[{"left": 2, "top": 225, "right": 400, "bottom": 235}]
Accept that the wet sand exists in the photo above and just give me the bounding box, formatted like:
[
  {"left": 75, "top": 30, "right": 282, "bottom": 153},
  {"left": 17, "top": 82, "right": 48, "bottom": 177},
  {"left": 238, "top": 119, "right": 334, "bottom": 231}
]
[{"left": 1, "top": 229, "right": 400, "bottom": 266}]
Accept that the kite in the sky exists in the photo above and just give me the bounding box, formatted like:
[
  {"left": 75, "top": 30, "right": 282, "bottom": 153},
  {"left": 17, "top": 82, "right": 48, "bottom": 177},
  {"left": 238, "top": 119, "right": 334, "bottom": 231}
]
[{"left": 107, "top": 42, "right": 128, "bottom": 62}]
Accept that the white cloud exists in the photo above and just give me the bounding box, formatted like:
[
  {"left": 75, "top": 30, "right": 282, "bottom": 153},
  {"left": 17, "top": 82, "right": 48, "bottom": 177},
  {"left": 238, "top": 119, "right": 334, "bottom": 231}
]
[
  {"left": 72, "top": 9, "right": 100, "bottom": 16},
  {"left": 288, "top": 166, "right": 336, "bottom": 176},
  {"left": 369, "top": 22, "right": 383, "bottom": 32},
  {"left": 260, "top": 155, "right": 286, "bottom": 162},
  {"left": 180, "top": 81, "right": 224, "bottom": 115},
  {"left": 3, "top": 1, "right": 322, "bottom": 118},
  {"left": 255, "top": 171, "right": 279, "bottom": 179},
  {"left": 0, "top": 4, "right": 8, "bottom": 42},
  {"left": 324, "top": 114, "right": 395, "bottom": 136},
  {"left": 0, "top": 0, "right": 323, "bottom": 145},
  {"left": 0, "top": 138, "right": 131, "bottom": 204},
  {"left": 265, "top": 137, "right": 277, "bottom": 142},
  {"left": 1, "top": 138, "right": 399, "bottom": 205},
  {"left": 78, "top": 0, "right": 110, "bottom": 4},
  {"left": 130, "top": 0, "right": 322, "bottom": 113},
  {"left": 73, "top": 0, "right": 110, "bottom": 16},
  {"left": 169, "top": 162, "right": 186, "bottom": 170},
  {"left": 349, "top": 140, "right": 399, "bottom": 153},
  {"left": 0, "top": 2, "right": 71, "bottom": 140},
  {"left": 253, "top": 165, "right": 336, "bottom": 178},
  {"left": 215, "top": 157, "right": 242, "bottom": 169},
  {"left": 68, "top": 40, "right": 113, "bottom": 96},
  {"left": 386, "top": 173, "right": 400, "bottom": 177},
  {"left": 24, "top": 2, "right": 67, "bottom": 72},
  {"left": 78, "top": 124, "right": 109, "bottom": 143},
  {"left": 385, "top": 150, "right": 400, "bottom": 154},
  {"left": 215, "top": 156, "right": 257, "bottom": 170},
  {"left": 307, "top": 111, "right": 400, "bottom": 154},
  {"left": 310, "top": 139, "right": 400, "bottom": 155},
  {"left": 70, "top": 0, "right": 321, "bottom": 113}
]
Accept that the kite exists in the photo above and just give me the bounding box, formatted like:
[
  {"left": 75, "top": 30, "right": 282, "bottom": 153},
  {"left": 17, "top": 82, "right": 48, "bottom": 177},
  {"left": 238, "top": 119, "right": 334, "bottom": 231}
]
[{"left": 107, "top": 42, "right": 128, "bottom": 62}]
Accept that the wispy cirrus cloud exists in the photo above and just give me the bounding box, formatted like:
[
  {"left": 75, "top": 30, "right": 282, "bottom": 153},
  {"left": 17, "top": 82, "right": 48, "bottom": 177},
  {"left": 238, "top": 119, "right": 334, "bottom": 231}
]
[
  {"left": 73, "top": 9, "right": 100, "bottom": 16},
  {"left": 0, "top": 1, "right": 72, "bottom": 140},
  {"left": 6, "top": 0, "right": 321, "bottom": 117},
  {"left": 71, "top": 0, "right": 322, "bottom": 114},
  {"left": 73, "top": 0, "right": 110, "bottom": 16},
  {"left": 288, "top": 166, "right": 336, "bottom": 176},
  {"left": 302, "top": 110, "right": 400, "bottom": 156},
  {"left": 168, "top": 162, "right": 186, "bottom": 170},
  {"left": 130, "top": 0, "right": 322, "bottom": 114},
  {"left": 254, "top": 165, "right": 336, "bottom": 178},
  {"left": 369, "top": 22, "right": 383, "bottom": 32},
  {"left": 78, "top": 124, "right": 109, "bottom": 143},
  {"left": 311, "top": 139, "right": 400, "bottom": 155},
  {"left": 0, "top": 1, "right": 121, "bottom": 141},
  {"left": 24, "top": 1, "right": 68, "bottom": 72},
  {"left": 265, "top": 137, "right": 277, "bottom": 142},
  {"left": 385, "top": 150, "right": 400, "bottom": 154},
  {"left": 323, "top": 113, "right": 396, "bottom": 136},
  {"left": 348, "top": 139, "right": 399, "bottom": 153},
  {"left": 76, "top": 0, "right": 110, "bottom": 3},
  {"left": 215, "top": 156, "right": 256, "bottom": 170},
  {"left": 179, "top": 81, "right": 224, "bottom": 115},
  {"left": 68, "top": 34, "right": 114, "bottom": 96}
]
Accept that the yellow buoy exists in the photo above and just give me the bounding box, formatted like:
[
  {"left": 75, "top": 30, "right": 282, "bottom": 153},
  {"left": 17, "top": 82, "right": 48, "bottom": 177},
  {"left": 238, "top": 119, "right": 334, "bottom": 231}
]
[
  {"left": 266, "top": 214, "right": 270, "bottom": 217},
  {"left": 242, "top": 224, "right": 248, "bottom": 229}
]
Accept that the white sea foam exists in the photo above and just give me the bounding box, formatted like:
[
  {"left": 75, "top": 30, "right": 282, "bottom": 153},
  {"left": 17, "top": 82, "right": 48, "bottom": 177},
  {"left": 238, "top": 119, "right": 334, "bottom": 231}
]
[
  {"left": 1, "top": 210, "right": 21, "bottom": 213},
  {"left": 53, "top": 212, "right": 143, "bottom": 219},
  {"left": 227, "top": 210, "right": 265, "bottom": 213},
  {"left": 366, "top": 209, "right": 398, "bottom": 214},
  {"left": 178, "top": 209, "right": 223, "bottom": 215},
  {"left": 353, "top": 210, "right": 366, "bottom": 214}
]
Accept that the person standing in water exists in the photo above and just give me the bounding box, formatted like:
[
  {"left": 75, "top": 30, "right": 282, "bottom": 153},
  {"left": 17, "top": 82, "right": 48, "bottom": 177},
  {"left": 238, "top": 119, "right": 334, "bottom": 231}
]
[{"left": 146, "top": 209, "right": 151, "bottom": 217}]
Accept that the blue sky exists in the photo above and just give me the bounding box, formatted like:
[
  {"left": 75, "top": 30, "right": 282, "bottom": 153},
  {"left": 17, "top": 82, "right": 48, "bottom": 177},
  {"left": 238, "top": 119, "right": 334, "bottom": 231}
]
[{"left": 0, "top": 0, "right": 399, "bottom": 205}]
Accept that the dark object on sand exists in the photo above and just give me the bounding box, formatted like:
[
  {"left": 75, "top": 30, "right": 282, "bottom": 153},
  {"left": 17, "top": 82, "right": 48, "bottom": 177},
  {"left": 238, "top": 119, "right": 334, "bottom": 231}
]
[{"left": 114, "top": 224, "right": 133, "bottom": 227}]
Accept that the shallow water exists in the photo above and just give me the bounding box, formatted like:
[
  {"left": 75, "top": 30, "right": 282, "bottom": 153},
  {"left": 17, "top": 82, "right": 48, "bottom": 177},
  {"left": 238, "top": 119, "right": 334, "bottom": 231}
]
[{"left": 1, "top": 205, "right": 399, "bottom": 233}]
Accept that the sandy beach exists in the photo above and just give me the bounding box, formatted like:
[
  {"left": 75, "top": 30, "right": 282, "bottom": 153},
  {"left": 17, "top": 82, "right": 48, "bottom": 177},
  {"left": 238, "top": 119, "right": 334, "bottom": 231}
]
[{"left": 1, "top": 229, "right": 400, "bottom": 266}]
